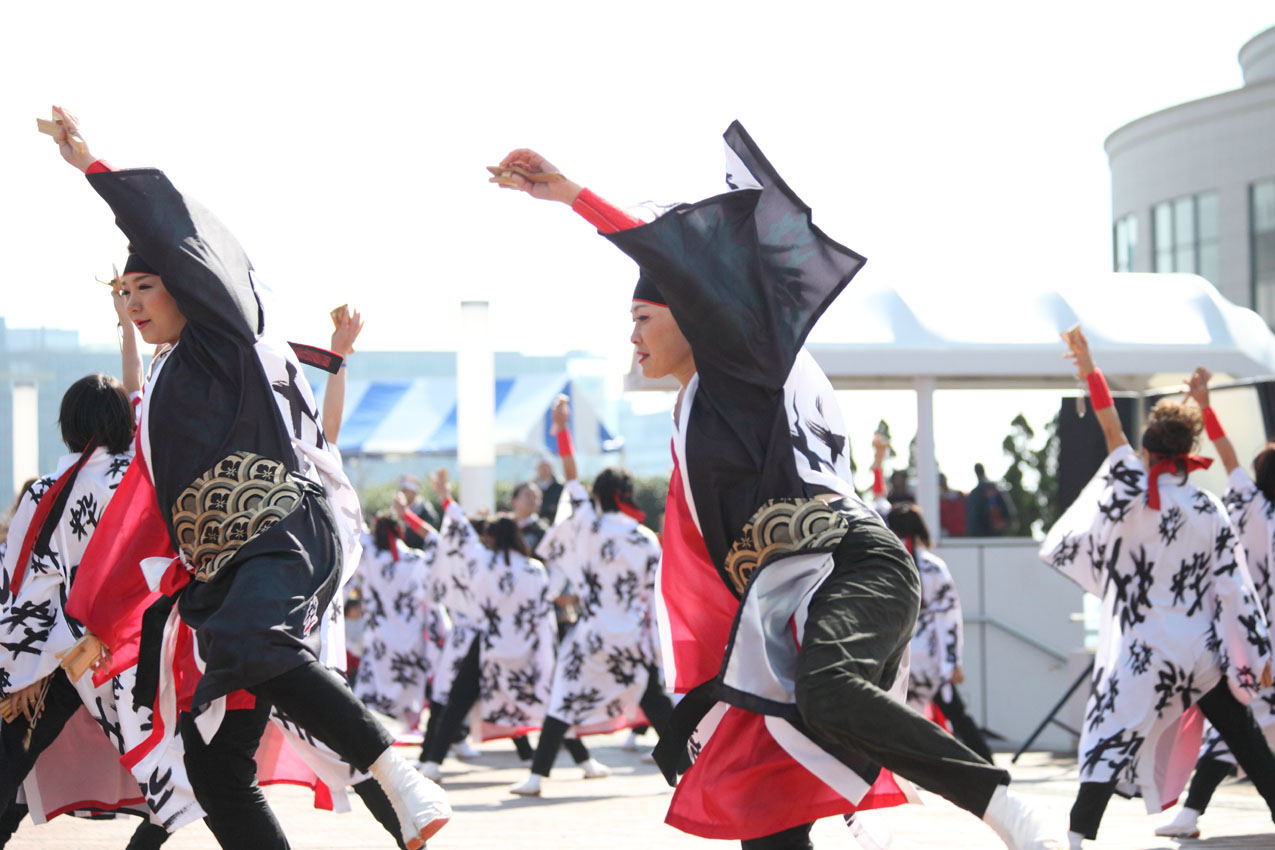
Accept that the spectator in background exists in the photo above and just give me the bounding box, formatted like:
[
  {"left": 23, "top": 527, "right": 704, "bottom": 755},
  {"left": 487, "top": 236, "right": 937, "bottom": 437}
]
[
  {"left": 511, "top": 482, "right": 549, "bottom": 552},
  {"left": 399, "top": 474, "right": 441, "bottom": 549},
  {"left": 534, "top": 458, "right": 563, "bottom": 521},
  {"left": 886, "top": 469, "right": 916, "bottom": 506},
  {"left": 966, "top": 463, "right": 1014, "bottom": 537},
  {"left": 938, "top": 473, "right": 966, "bottom": 538}
]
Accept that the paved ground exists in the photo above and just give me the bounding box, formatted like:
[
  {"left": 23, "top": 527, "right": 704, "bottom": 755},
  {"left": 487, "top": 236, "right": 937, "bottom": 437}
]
[{"left": 8, "top": 734, "right": 1273, "bottom": 848}]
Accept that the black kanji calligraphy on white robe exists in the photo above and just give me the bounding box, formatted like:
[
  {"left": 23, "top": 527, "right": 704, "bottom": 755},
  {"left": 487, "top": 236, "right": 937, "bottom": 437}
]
[
  {"left": 0, "top": 450, "right": 129, "bottom": 693},
  {"left": 537, "top": 480, "right": 661, "bottom": 734},
  {"left": 906, "top": 547, "right": 963, "bottom": 713},
  {"left": 0, "top": 450, "right": 202, "bottom": 831},
  {"left": 351, "top": 535, "right": 437, "bottom": 722},
  {"left": 1040, "top": 445, "right": 1272, "bottom": 811},
  {"left": 435, "top": 504, "right": 556, "bottom": 738},
  {"left": 1199, "top": 467, "right": 1275, "bottom": 765}
]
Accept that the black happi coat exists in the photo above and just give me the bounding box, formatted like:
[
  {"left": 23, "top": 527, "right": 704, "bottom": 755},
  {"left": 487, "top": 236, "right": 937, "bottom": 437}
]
[{"left": 89, "top": 168, "right": 340, "bottom": 706}]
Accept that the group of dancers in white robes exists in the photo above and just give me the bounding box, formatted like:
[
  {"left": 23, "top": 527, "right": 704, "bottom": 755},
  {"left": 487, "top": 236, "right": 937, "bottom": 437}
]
[{"left": 1, "top": 104, "right": 1273, "bottom": 850}]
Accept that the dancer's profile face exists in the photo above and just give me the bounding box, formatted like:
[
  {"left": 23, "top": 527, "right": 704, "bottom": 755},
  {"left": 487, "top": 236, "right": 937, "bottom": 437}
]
[
  {"left": 120, "top": 273, "right": 187, "bottom": 346},
  {"left": 630, "top": 301, "right": 694, "bottom": 385}
]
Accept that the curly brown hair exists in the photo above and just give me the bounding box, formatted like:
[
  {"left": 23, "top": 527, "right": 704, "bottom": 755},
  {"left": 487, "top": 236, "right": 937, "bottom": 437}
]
[{"left": 1141, "top": 398, "right": 1202, "bottom": 457}]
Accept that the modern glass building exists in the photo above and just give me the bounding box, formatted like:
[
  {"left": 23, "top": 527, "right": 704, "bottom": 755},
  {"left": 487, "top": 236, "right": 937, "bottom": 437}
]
[{"left": 1106, "top": 24, "right": 1275, "bottom": 322}]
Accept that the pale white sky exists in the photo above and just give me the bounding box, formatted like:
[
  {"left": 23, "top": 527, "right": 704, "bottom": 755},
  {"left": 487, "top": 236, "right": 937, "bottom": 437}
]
[{"left": 3, "top": 2, "right": 1272, "bottom": 492}]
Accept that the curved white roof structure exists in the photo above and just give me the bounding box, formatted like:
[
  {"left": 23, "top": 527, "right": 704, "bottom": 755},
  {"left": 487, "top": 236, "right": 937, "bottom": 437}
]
[{"left": 805, "top": 272, "right": 1275, "bottom": 390}]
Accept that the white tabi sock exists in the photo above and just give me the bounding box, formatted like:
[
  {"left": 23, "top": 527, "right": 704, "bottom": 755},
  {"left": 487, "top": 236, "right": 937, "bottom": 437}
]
[{"left": 369, "top": 746, "right": 451, "bottom": 850}]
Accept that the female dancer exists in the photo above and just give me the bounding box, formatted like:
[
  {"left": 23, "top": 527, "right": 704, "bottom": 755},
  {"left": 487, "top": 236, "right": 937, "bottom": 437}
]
[
  {"left": 416, "top": 470, "right": 559, "bottom": 778},
  {"left": 1154, "top": 366, "right": 1275, "bottom": 838},
  {"left": 43, "top": 107, "right": 448, "bottom": 850},
  {"left": 351, "top": 514, "right": 439, "bottom": 727},
  {"left": 886, "top": 502, "right": 993, "bottom": 761},
  {"left": 492, "top": 126, "right": 1056, "bottom": 848},
  {"left": 1043, "top": 329, "right": 1275, "bottom": 847},
  {"left": 507, "top": 401, "right": 672, "bottom": 796}
]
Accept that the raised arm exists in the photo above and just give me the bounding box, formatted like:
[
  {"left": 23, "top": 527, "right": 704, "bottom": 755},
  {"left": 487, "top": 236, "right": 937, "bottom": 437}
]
[
  {"left": 111, "top": 282, "right": 143, "bottom": 395},
  {"left": 44, "top": 106, "right": 261, "bottom": 345},
  {"left": 492, "top": 148, "right": 644, "bottom": 234},
  {"left": 322, "top": 306, "right": 363, "bottom": 445},
  {"left": 1187, "top": 367, "right": 1239, "bottom": 474},
  {"left": 550, "top": 396, "right": 577, "bottom": 483},
  {"left": 1061, "top": 326, "right": 1128, "bottom": 455}
]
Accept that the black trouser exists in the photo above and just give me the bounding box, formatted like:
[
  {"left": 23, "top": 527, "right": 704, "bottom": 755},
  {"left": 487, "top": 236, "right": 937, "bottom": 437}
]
[
  {"left": 0, "top": 670, "right": 83, "bottom": 820},
  {"left": 1184, "top": 756, "right": 1237, "bottom": 813},
  {"left": 933, "top": 686, "right": 994, "bottom": 762},
  {"left": 0, "top": 802, "right": 26, "bottom": 847},
  {"left": 421, "top": 638, "right": 481, "bottom": 764},
  {"left": 422, "top": 638, "right": 592, "bottom": 766},
  {"left": 531, "top": 664, "right": 673, "bottom": 777},
  {"left": 740, "top": 822, "right": 814, "bottom": 850},
  {"left": 126, "top": 820, "right": 172, "bottom": 850},
  {"left": 180, "top": 660, "right": 396, "bottom": 850},
  {"left": 792, "top": 518, "right": 1009, "bottom": 818},
  {"left": 1069, "top": 679, "right": 1275, "bottom": 838}
]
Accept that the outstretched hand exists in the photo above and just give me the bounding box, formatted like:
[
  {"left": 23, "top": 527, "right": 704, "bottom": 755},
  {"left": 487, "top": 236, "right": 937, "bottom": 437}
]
[
  {"left": 42, "top": 106, "right": 97, "bottom": 172},
  {"left": 492, "top": 149, "right": 582, "bottom": 205},
  {"left": 550, "top": 395, "right": 571, "bottom": 434},
  {"left": 431, "top": 468, "right": 451, "bottom": 503},
  {"left": 330, "top": 307, "right": 364, "bottom": 357},
  {"left": 1060, "top": 325, "right": 1096, "bottom": 378},
  {"left": 1186, "top": 366, "right": 1212, "bottom": 409}
]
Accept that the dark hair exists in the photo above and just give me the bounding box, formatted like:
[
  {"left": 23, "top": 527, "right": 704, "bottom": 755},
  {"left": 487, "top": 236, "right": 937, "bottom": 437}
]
[
  {"left": 1253, "top": 443, "right": 1275, "bottom": 501},
  {"left": 511, "top": 482, "right": 540, "bottom": 502},
  {"left": 486, "top": 513, "right": 530, "bottom": 565},
  {"left": 1141, "top": 398, "right": 1202, "bottom": 459},
  {"left": 372, "top": 513, "right": 400, "bottom": 553},
  {"left": 58, "top": 373, "right": 133, "bottom": 455},
  {"left": 592, "top": 467, "right": 635, "bottom": 514},
  {"left": 886, "top": 502, "right": 932, "bottom": 548},
  {"left": 973, "top": 463, "right": 986, "bottom": 478}
]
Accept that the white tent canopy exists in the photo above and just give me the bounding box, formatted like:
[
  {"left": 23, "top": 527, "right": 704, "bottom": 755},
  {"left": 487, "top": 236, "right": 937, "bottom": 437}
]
[
  {"left": 806, "top": 273, "right": 1275, "bottom": 391},
  {"left": 626, "top": 273, "right": 1275, "bottom": 527}
]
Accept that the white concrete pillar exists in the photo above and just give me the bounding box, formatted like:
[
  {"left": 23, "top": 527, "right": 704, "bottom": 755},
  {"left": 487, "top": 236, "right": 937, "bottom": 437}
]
[
  {"left": 11, "top": 382, "right": 38, "bottom": 496},
  {"left": 914, "top": 376, "right": 940, "bottom": 531},
  {"left": 457, "top": 301, "right": 495, "bottom": 512}
]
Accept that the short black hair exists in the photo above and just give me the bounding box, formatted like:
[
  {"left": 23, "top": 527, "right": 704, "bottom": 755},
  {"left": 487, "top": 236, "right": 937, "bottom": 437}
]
[
  {"left": 887, "top": 502, "right": 932, "bottom": 548},
  {"left": 592, "top": 467, "right": 635, "bottom": 514},
  {"left": 486, "top": 513, "right": 531, "bottom": 564},
  {"left": 58, "top": 373, "right": 133, "bottom": 455},
  {"left": 1254, "top": 443, "right": 1275, "bottom": 502}
]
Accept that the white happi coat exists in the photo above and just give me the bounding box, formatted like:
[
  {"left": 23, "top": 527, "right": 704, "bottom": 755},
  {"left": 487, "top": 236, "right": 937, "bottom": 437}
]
[
  {"left": 537, "top": 480, "right": 662, "bottom": 733},
  {"left": 1200, "top": 467, "right": 1275, "bottom": 764},
  {"left": 0, "top": 449, "right": 202, "bottom": 830},
  {"left": 906, "top": 547, "right": 963, "bottom": 713},
  {"left": 351, "top": 534, "right": 445, "bottom": 721},
  {"left": 1040, "top": 445, "right": 1272, "bottom": 810},
  {"left": 434, "top": 503, "right": 556, "bottom": 737}
]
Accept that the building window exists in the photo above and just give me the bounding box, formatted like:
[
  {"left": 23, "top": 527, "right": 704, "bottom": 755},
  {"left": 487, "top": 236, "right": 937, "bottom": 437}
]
[
  {"left": 1253, "top": 179, "right": 1275, "bottom": 324},
  {"left": 1151, "top": 191, "right": 1219, "bottom": 285},
  {"left": 1113, "top": 214, "right": 1137, "bottom": 272}
]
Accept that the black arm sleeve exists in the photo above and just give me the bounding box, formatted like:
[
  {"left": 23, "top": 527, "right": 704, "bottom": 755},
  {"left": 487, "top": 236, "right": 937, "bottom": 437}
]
[{"left": 87, "top": 168, "right": 262, "bottom": 344}]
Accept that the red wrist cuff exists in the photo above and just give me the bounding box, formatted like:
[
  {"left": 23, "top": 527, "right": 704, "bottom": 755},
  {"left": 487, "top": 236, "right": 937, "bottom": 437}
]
[
  {"left": 572, "top": 187, "right": 643, "bottom": 234},
  {"left": 86, "top": 160, "right": 115, "bottom": 174},
  {"left": 556, "top": 429, "right": 574, "bottom": 458},
  {"left": 442, "top": 497, "right": 454, "bottom": 511},
  {"left": 1203, "top": 407, "right": 1225, "bottom": 441},
  {"left": 872, "top": 468, "right": 885, "bottom": 497},
  {"left": 1087, "top": 370, "right": 1114, "bottom": 411}
]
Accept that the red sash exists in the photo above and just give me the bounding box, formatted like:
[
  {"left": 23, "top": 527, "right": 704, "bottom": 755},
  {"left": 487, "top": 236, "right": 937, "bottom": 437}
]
[{"left": 660, "top": 446, "right": 908, "bottom": 839}]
